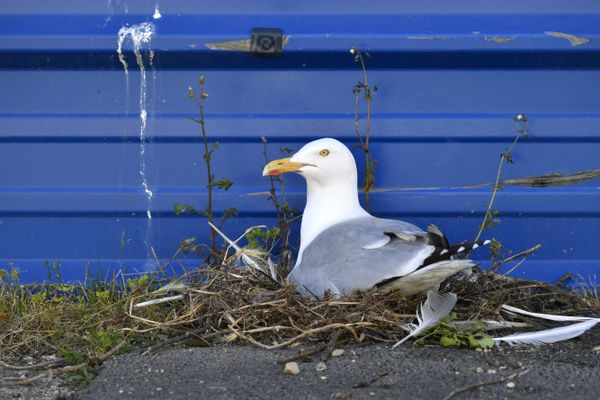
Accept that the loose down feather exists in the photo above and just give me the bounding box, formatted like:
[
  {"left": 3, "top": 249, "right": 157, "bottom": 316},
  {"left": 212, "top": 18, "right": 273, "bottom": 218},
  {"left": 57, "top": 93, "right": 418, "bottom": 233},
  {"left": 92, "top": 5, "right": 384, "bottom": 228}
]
[
  {"left": 494, "top": 304, "right": 600, "bottom": 346},
  {"left": 393, "top": 290, "right": 457, "bottom": 348}
]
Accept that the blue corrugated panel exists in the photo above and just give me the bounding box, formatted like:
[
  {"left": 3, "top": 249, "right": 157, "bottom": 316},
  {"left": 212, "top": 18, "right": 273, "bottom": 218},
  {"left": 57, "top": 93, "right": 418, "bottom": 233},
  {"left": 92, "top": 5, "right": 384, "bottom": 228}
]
[{"left": 1, "top": 1, "right": 599, "bottom": 284}]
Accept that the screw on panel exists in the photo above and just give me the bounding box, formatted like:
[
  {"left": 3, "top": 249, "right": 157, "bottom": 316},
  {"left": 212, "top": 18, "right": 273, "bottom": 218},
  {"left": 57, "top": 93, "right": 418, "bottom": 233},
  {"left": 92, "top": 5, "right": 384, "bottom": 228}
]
[{"left": 250, "top": 28, "right": 283, "bottom": 57}]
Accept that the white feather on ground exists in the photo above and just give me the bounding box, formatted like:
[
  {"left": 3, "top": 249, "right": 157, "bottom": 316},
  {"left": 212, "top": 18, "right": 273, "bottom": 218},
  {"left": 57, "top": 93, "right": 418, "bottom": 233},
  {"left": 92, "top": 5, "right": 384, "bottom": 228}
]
[
  {"left": 393, "top": 291, "right": 457, "bottom": 348},
  {"left": 501, "top": 304, "right": 596, "bottom": 322},
  {"left": 494, "top": 304, "right": 600, "bottom": 346},
  {"left": 494, "top": 319, "right": 599, "bottom": 346}
]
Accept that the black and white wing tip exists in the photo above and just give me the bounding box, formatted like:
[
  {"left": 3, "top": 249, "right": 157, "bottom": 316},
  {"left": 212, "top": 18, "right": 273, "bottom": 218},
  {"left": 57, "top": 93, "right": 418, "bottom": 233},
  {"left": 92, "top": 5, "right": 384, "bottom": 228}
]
[{"left": 423, "top": 224, "right": 491, "bottom": 266}]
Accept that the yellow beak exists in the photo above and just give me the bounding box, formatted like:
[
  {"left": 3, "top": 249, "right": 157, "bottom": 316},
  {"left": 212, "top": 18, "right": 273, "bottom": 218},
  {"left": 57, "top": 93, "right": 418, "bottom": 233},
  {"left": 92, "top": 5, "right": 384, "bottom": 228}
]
[{"left": 262, "top": 157, "right": 311, "bottom": 176}]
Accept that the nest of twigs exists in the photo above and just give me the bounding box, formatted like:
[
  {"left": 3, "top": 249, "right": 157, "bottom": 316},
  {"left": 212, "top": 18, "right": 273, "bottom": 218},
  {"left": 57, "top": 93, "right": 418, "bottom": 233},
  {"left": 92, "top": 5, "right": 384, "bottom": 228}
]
[
  {"left": 1, "top": 254, "right": 599, "bottom": 387},
  {"left": 128, "top": 261, "right": 600, "bottom": 354}
]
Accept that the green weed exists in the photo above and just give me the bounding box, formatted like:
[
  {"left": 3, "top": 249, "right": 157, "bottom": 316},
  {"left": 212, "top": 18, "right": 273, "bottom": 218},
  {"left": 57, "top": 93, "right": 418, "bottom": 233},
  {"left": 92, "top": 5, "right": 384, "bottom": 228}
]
[{"left": 413, "top": 313, "right": 495, "bottom": 350}]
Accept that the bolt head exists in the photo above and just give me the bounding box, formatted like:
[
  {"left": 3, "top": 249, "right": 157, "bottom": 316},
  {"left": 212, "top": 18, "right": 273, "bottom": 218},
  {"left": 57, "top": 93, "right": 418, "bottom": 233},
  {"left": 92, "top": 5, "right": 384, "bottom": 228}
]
[{"left": 259, "top": 37, "right": 273, "bottom": 50}]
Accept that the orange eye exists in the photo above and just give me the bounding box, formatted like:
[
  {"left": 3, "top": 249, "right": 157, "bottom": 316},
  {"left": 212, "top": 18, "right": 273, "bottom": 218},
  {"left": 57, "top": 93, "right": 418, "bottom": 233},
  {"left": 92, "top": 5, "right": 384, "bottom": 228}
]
[{"left": 319, "top": 149, "right": 330, "bottom": 157}]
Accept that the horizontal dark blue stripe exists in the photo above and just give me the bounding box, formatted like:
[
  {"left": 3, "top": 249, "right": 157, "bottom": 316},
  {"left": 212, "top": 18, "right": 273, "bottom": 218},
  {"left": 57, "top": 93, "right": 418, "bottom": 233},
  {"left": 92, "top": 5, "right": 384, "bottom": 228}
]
[
  {"left": 2, "top": 50, "right": 600, "bottom": 70},
  {"left": 3, "top": 112, "right": 600, "bottom": 119}
]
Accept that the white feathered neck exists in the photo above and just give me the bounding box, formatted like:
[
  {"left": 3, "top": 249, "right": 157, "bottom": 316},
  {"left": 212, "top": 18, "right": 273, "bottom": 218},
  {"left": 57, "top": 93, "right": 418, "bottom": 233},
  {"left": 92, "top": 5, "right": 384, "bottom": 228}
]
[
  {"left": 286, "top": 138, "right": 370, "bottom": 266},
  {"left": 297, "top": 174, "right": 369, "bottom": 265}
]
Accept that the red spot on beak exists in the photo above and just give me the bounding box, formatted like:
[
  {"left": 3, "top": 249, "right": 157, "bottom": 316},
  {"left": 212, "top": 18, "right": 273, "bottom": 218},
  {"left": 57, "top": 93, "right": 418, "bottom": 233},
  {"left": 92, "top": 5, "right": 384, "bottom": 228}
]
[{"left": 265, "top": 169, "right": 281, "bottom": 176}]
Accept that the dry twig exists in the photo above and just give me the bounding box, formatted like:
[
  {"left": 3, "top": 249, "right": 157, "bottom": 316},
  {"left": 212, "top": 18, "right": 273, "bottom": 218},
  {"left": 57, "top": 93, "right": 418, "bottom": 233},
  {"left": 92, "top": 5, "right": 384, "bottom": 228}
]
[
  {"left": 489, "top": 244, "right": 542, "bottom": 273},
  {"left": 442, "top": 368, "right": 530, "bottom": 400}
]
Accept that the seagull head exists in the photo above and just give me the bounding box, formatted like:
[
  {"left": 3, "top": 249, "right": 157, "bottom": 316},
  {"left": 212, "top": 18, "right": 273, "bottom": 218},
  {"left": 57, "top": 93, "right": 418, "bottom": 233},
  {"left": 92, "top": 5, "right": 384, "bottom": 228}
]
[
  {"left": 262, "top": 138, "right": 358, "bottom": 186},
  {"left": 263, "top": 138, "right": 368, "bottom": 262}
]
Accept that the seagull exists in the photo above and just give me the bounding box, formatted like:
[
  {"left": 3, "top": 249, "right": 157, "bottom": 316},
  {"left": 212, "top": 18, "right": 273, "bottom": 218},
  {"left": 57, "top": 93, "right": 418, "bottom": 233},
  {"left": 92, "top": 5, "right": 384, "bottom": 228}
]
[{"left": 262, "top": 138, "right": 488, "bottom": 299}]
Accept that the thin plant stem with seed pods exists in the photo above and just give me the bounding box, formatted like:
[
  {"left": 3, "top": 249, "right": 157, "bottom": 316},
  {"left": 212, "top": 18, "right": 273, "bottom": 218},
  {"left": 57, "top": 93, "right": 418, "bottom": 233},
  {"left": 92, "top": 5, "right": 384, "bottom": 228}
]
[{"left": 350, "top": 47, "right": 378, "bottom": 211}]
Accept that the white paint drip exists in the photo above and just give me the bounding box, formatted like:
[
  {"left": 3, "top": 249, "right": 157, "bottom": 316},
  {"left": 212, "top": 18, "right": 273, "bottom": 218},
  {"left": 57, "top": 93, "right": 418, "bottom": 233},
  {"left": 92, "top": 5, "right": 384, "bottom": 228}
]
[
  {"left": 116, "top": 22, "right": 155, "bottom": 222},
  {"left": 153, "top": 3, "right": 162, "bottom": 19},
  {"left": 117, "top": 22, "right": 154, "bottom": 72}
]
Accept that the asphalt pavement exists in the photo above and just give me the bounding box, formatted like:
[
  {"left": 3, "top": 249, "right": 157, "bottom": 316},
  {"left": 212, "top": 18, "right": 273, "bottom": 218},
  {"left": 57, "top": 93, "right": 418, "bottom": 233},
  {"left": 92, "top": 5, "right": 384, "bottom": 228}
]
[{"left": 77, "top": 336, "right": 600, "bottom": 400}]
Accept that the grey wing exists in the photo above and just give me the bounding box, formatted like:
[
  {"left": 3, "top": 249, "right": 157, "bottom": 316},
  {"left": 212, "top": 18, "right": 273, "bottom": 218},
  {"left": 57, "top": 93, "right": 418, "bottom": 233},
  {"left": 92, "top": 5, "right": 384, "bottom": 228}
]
[{"left": 288, "top": 216, "right": 434, "bottom": 298}]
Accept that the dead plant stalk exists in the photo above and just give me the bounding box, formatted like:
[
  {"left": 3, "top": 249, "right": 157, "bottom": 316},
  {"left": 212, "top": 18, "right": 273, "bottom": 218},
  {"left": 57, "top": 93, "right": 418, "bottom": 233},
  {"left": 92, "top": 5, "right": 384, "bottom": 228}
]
[{"left": 352, "top": 48, "right": 377, "bottom": 211}]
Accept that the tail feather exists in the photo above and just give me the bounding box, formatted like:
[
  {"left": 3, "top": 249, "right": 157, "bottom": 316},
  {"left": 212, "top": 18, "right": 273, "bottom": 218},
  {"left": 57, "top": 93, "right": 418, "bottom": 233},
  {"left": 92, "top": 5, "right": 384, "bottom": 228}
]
[{"left": 426, "top": 224, "right": 449, "bottom": 249}]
